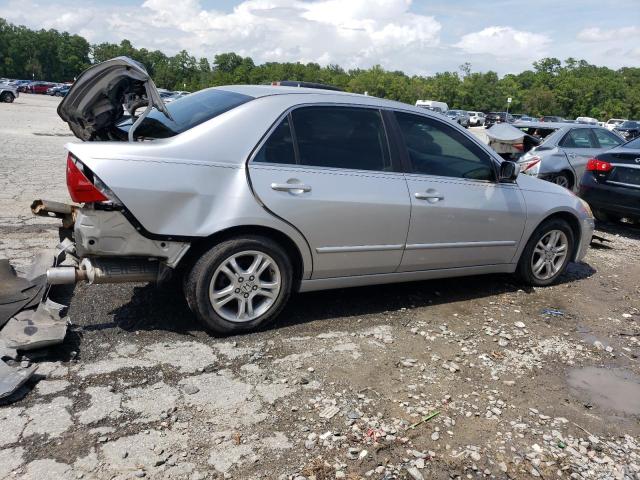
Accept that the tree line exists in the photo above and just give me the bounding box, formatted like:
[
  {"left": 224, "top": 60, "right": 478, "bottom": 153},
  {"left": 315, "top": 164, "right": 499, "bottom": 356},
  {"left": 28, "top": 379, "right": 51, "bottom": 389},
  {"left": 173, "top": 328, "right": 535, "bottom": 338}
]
[{"left": 1, "top": 17, "right": 639, "bottom": 119}]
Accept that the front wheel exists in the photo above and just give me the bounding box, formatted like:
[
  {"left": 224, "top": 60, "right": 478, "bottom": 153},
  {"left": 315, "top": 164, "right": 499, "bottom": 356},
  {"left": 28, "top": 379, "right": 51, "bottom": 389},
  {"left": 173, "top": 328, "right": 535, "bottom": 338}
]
[
  {"left": 0, "top": 92, "right": 15, "bottom": 103},
  {"left": 183, "top": 236, "right": 293, "bottom": 335},
  {"left": 517, "top": 218, "right": 574, "bottom": 286}
]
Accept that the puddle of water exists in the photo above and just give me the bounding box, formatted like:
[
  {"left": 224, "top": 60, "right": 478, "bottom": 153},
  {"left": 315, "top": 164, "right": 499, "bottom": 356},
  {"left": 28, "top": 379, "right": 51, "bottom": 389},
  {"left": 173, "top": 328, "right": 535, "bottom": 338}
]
[{"left": 567, "top": 367, "right": 640, "bottom": 415}]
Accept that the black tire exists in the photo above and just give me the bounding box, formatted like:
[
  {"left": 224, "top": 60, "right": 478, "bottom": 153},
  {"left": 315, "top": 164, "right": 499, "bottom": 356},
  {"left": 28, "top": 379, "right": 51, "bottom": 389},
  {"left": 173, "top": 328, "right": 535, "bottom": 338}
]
[
  {"left": 551, "top": 171, "right": 573, "bottom": 190},
  {"left": 593, "top": 209, "right": 621, "bottom": 223},
  {"left": 517, "top": 218, "right": 574, "bottom": 286},
  {"left": 1, "top": 92, "right": 15, "bottom": 103},
  {"left": 183, "top": 236, "right": 292, "bottom": 335}
]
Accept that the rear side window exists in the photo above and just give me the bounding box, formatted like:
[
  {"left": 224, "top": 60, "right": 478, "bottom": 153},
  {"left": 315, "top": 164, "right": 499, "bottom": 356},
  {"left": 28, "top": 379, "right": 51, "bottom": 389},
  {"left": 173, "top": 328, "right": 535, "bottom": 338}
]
[
  {"left": 395, "top": 111, "right": 495, "bottom": 181},
  {"left": 291, "top": 106, "right": 391, "bottom": 171},
  {"left": 253, "top": 117, "right": 296, "bottom": 165},
  {"left": 560, "top": 128, "right": 597, "bottom": 148},
  {"left": 593, "top": 129, "right": 622, "bottom": 149}
]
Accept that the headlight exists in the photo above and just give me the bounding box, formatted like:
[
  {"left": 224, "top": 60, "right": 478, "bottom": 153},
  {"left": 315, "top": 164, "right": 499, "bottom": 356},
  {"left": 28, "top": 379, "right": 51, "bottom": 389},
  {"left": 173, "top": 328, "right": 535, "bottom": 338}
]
[{"left": 578, "top": 197, "right": 593, "bottom": 218}]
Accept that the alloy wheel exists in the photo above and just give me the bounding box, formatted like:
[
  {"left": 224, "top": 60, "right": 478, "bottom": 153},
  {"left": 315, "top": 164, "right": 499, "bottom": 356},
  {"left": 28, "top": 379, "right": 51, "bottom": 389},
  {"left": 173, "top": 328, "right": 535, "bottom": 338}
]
[
  {"left": 531, "top": 230, "right": 569, "bottom": 281},
  {"left": 208, "top": 250, "right": 281, "bottom": 323},
  {"left": 553, "top": 174, "right": 570, "bottom": 188}
]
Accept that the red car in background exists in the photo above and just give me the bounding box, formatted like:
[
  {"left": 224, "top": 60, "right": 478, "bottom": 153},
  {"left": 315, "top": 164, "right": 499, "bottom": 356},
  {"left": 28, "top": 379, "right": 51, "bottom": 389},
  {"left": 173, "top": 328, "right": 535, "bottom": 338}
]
[{"left": 29, "top": 82, "right": 55, "bottom": 94}]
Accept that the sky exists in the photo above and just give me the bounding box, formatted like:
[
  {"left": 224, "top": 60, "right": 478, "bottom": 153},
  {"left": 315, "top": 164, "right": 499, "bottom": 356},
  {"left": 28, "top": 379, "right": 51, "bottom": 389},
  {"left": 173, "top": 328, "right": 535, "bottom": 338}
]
[{"left": 0, "top": 0, "right": 638, "bottom": 76}]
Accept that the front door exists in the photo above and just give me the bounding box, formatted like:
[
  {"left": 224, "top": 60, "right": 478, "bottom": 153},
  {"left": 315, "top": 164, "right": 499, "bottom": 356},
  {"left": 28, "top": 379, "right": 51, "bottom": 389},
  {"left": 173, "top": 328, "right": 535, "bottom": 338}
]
[
  {"left": 248, "top": 105, "right": 411, "bottom": 279},
  {"left": 392, "top": 111, "right": 527, "bottom": 272}
]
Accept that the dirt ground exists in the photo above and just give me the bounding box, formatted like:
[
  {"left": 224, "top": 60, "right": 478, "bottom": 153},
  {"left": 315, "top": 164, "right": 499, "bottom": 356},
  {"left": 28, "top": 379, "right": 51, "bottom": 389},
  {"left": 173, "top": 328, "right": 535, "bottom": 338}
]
[{"left": 1, "top": 94, "right": 639, "bottom": 480}]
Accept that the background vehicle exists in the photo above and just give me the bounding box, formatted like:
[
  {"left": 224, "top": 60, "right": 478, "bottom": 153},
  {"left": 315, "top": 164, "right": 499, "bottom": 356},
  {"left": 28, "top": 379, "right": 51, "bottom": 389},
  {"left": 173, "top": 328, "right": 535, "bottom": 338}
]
[
  {"left": 485, "top": 112, "right": 514, "bottom": 128},
  {"left": 47, "top": 57, "right": 594, "bottom": 335},
  {"left": 517, "top": 123, "right": 624, "bottom": 190},
  {"left": 0, "top": 82, "right": 18, "bottom": 103},
  {"left": 605, "top": 118, "right": 626, "bottom": 131},
  {"left": 576, "top": 116, "right": 599, "bottom": 125},
  {"left": 468, "top": 111, "right": 485, "bottom": 126},
  {"left": 540, "top": 115, "right": 564, "bottom": 123},
  {"left": 614, "top": 120, "right": 640, "bottom": 141},
  {"left": 578, "top": 137, "right": 640, "bottom": 222},
  {"left": 29, "top": 82, "right": 55, "bottom": 94},
  {"left": 415, "top": 100, "right": 448, "bottom": 113},
  {"left": 445, "top": 109, "right": 470, "bottom": 127}
]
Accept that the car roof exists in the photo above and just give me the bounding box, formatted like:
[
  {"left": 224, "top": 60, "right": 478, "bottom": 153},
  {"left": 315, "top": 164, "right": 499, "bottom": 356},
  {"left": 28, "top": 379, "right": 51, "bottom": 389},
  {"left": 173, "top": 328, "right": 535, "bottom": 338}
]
[
  {"left": 513, "top": 121, "right": 580, "bottom": 129},
  {"left": 212, "top": 85, "right": 445, "bottom": 117}
]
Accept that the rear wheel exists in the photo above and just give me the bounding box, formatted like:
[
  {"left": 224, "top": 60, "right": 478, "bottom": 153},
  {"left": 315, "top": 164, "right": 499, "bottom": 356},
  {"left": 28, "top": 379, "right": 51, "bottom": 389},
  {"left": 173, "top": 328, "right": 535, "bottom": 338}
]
[
  {"left": 517, "top": 218, "right": 574, "bottom": 286},
  {"left": 183, "top": 236, "right": 292, "bottom": 335},
  {"left": 552, "top": 172, "right": 572, "bottom": 189},
  {"left": 0, "top": 92, "right": 15, "bottom": 103},
  {"left": 593, "top": 209, "right": 621, "bottom": 223}
]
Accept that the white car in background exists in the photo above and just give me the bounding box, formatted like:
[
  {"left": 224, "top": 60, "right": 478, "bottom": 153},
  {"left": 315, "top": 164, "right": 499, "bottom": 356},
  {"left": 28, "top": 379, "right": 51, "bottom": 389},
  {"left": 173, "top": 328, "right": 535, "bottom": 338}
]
[
  {"left": 468, "top": 111, "right": 485, "bottom": 126},
  {"left": 605, "top": 118, "right": 626, "bottom": 131}
]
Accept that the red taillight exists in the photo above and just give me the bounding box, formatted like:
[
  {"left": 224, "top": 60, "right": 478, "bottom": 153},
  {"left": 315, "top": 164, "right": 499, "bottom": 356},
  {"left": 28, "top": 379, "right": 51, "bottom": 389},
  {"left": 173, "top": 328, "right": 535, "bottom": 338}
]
[
  {"left": 586, "top": 158, "right": 613, "bottom": 173},
  {"left": 522, "top": 157, "right": 541, "bottom": 172},
  {"left": 66, "top": 154, "right": 108, "bottom": 203}
]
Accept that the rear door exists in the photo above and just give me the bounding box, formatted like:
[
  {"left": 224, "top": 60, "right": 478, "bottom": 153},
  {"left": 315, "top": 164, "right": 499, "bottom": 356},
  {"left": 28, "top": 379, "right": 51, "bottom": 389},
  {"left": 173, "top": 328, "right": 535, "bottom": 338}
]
[
  {"left": 559, "top": 128, "right": 601, "bottom": 182},
  {"left": 392, "top": 111, "right": 526, "bottom": 272},
  {"left": 248, "top": 105, "right": 411, "bottom": 279}
]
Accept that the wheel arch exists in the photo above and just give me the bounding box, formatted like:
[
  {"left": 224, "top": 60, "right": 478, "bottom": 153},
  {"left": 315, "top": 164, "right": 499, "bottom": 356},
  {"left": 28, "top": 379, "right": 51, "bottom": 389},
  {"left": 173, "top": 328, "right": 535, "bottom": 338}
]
[
  {"left": 525, "top": 210, "right": 582, "bottom": 262},
  {"left": 179, "top": 224, "right": 307, "bottom": 291}
]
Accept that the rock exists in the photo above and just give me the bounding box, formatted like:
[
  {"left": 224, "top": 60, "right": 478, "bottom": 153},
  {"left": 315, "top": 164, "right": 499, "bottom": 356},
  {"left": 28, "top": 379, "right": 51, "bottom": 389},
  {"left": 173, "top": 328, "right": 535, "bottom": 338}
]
[
  {"left": 431, "top": 432, "right": 440, "bottom": 441},
  {"left": 319, "top": 405, "right": 340, "bottom": 419},
  {"left": 498, "top": 462, "right": 508, "bottom": 472},
  {"left": 514, "top": 321, "right": 526, "bottom": 329},
  {"left": 182, "top": 384, "right": 199, "bottom": 395},
  {"left": 406, "top": 466, "right": 425, "bottom": 480},
  {"left": 594, "top": 341, "right": 605, "bottom": 350},
  {"left": 134, "top": 470, "right": 146, "bottom": 478}
]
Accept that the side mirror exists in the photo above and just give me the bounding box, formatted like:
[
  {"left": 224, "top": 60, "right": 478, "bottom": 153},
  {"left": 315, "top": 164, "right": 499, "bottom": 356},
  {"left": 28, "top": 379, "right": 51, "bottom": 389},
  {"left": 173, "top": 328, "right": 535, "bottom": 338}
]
[{"left": 499, "top": 161, "right": 520, "bottom": 182}]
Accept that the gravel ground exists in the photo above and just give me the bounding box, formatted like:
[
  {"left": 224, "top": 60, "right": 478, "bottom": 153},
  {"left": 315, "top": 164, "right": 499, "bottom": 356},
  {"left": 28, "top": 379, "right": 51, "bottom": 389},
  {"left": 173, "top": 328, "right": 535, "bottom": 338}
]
[{"left": 1, "top": 95, "right": 640, "bottom": 480}]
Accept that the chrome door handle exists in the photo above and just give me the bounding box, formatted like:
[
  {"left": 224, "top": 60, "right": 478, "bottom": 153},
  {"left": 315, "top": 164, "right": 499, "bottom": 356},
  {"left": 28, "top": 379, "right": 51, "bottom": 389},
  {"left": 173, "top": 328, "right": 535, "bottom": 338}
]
[
  {"left": 415, "top": 192, "right": 444, "bottom": 201},
  {"left": 270, "top": 183, "right": 312, "bottom": 193}
]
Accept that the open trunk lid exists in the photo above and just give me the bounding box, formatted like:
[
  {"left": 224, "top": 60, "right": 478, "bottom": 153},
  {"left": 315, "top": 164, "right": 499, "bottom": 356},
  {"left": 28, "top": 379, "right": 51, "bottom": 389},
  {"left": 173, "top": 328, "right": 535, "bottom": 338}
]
[{"left": 57, "top": 56, "right": 171, "bottom": 141}]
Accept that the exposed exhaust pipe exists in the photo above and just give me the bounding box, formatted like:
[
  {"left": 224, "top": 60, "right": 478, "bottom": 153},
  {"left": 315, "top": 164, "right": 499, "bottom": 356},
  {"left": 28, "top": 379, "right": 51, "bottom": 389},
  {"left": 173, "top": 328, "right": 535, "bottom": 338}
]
[{"left": 47, "top": 258, "right": 159, "bottom": 285}]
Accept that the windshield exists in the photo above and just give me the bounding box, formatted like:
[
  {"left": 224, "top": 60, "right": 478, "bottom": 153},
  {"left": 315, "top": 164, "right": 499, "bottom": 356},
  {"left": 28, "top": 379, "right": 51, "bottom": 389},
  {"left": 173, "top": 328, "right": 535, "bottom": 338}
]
[
  {"left": 119, "top": 89, "right": 254, "bottom": 139},
  {"left": 620, "top": 121, "right": 638, "bottom": 128},
  {"left": 623, "top": 136, "right": 640, "bottom": 148}
]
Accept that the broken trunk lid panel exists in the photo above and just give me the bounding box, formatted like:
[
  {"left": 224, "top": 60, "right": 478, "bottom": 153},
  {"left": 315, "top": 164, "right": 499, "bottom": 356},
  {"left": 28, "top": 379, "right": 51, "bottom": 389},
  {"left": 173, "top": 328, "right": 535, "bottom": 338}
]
[
  {"left": 0, "top": 299, "right": 69, "bottom": 351},
  {"left": 57, "top": 56, "right": 171, "bottom": 141},
  {"left": 0, "top": 360, "right": 38, "bottom": 400}
]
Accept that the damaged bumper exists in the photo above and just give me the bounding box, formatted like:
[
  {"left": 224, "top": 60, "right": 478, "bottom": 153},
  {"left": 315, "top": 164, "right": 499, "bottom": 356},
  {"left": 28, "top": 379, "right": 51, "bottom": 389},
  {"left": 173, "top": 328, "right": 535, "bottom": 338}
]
[{"left": 34, "top": 199, "right": 190, "bottom": 286}]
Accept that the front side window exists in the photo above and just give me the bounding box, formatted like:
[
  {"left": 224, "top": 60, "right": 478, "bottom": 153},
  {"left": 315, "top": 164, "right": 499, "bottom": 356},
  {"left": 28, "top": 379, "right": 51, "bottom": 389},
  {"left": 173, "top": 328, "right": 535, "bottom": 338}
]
[
  {"left": 560, "top": 128, "right": 597, "bottom": 148},
  {"left": 253, "top": 117, "right": 296, "bottom": 165},
  {"left": 593, "top": 129, "right": 623, "bottom": 149},
  {"left": 291, "top": 106, "right": 391, "bottom": 171},
  {"left": 395, "top": 111, "right": 495, "bottom": 181}
]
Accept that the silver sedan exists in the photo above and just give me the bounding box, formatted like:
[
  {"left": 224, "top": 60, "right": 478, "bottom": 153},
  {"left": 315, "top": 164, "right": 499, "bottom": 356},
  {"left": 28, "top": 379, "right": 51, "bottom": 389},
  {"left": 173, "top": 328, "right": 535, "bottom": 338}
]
[
  {"left": 516, "top": 121, "right": 624, "bottom": 189},
  {"left": 42, "top": 58, "right": 594, "bottom": 334}
]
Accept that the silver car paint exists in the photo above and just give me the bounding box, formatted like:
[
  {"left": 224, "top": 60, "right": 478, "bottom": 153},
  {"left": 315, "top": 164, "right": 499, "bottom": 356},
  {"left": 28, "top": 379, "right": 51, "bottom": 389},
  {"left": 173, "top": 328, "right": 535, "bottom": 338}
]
[
  {"left": 517, "top": 123, "right": 623, "bottom": 189},
  {"left": 67, "top": 86, "right": 593, "bottom": 291}
]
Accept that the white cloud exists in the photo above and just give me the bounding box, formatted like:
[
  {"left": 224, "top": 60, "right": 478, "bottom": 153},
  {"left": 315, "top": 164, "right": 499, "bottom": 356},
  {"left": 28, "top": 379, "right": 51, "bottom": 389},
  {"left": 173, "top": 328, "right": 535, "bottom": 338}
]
[
  {"left": 572, "top": 25, "right": 640, "bottom": 67},
  {"left": 454, "top": 26, "right": 550, "bottom": 60},
  {"left": 577, "top": 26, "right": 640, "bottom": 43},
  {"left": 0, "top": 0, "right": 441, "bottom": 73}
]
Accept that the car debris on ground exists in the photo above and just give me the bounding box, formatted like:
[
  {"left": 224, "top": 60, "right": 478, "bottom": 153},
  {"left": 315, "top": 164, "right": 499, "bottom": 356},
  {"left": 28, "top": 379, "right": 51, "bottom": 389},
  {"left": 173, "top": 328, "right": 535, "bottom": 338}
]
[{"left": 0, "top": 241, "right": 72, "bottom": 402}]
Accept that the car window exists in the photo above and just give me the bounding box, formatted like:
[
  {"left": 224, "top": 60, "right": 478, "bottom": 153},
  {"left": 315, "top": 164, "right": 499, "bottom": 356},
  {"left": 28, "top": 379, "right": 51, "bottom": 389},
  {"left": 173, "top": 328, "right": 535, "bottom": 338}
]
[
  {"left": 560, "top": 128, "right": 597, "bottom": 148},
  {"left": 593, "top": 129, "right": 623, "bottom": 149},
  {"left": 291, "top": 106, "right": 391, "bottom": 172},
  {"left": 253, "top": 117, "right": 296, "bottom": 165},
  {"left": 395, "top": 111, "right": 495, "bottom": 181}
]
